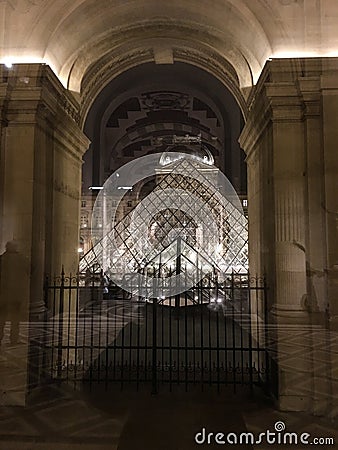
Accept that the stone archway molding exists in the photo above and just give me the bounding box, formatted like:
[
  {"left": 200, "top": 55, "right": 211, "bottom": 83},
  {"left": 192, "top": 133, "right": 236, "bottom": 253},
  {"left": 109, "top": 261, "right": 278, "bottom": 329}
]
[{"left": 74, "top": 22, "right": 253, "bottom": 127}]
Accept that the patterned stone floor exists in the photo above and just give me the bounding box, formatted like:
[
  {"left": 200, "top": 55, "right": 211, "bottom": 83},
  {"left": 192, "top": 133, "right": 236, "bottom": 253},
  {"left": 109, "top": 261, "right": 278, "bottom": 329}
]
[
  {"left": 1, "top": 316, "right": 338, "bottom": 449},
  {"left": 0, "top": 378, "right": 337, "bottom": 450}
]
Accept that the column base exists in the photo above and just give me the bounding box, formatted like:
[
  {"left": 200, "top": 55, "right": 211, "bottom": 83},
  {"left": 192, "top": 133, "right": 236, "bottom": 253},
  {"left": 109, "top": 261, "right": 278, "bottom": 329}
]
[
  {"left": 278, "top": 394, "right": 311, "bottom": 412},
  {"left": 269, "top": 304, "right": 313, "bottom": 414},
  {"left": 270, "top": 303, "right": 310, "bottom": 325},
  {"left": 328, "top": 315, "right": 338, "bottom": 331}
]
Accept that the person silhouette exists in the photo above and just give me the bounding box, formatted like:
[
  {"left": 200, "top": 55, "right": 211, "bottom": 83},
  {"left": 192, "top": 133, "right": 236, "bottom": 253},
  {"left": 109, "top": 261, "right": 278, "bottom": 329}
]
[{"left": 0, "top": 240, "right": 29, "bottom": 345}]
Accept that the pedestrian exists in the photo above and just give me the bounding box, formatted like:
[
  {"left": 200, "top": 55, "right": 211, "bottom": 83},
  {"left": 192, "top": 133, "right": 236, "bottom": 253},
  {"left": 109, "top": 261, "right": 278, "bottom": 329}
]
[{"left": 0, "top": 241, "right": 29, "bottom": 345}]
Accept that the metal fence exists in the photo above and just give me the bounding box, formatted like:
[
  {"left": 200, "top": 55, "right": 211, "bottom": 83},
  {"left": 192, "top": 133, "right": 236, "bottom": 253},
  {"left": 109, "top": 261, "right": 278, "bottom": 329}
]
[{"left": 43, "top": 271, "right": 271, "bottom": 394}]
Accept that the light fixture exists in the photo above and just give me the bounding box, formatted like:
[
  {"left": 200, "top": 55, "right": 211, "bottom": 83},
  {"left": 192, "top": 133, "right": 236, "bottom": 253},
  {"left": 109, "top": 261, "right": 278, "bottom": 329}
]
[
  {"left": 4, "top": 60, "right": 13, "bottom": 69},
  {"left": 89, "top": 186, "right": 103, "bottom": 190},
  {"left": 78, "top": 247, "right": 84, "bottom": 253}
]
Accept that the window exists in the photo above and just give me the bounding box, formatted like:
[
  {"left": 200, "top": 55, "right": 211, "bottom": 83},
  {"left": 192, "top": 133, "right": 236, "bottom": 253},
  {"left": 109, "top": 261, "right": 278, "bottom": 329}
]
[
  {"left": 80, "top": 214, "right": 88, "bottom": 228},
  {"left": 242, "top": 199, "right": 248, "bottom": 207},
  {"left": 81, "top": 200, "right": 86, "bottom": 207}
]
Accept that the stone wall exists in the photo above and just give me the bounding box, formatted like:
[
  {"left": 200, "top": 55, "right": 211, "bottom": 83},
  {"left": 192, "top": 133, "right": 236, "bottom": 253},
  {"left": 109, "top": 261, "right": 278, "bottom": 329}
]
[
  {"left": 0, "top": 63, "right": 89, "bottom": 404},
  {"left": 240, "top": 57, "right": 338, "bottom": 417}
]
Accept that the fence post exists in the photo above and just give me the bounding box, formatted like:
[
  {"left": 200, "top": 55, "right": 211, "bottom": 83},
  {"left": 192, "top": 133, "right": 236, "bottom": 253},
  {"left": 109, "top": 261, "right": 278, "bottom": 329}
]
[
  {"left": 151, "top": 266, "right": 158, "bottom": 395},
  {"left": 57, "top": 266, "right": 65, "bottom": 380},
  {"left": 263, "top": 275, "right": 272, "bottom": 393},
  {"left": 175, "top": 237, "right": 181, "bottom": 310},
  {"left": 40, "top": 274, "right": 49, "bottom": 381}
]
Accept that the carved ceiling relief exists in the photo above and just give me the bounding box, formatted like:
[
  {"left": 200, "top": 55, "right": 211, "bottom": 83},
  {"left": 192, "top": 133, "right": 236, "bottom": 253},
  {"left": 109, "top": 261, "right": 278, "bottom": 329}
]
[
  {"left": 140, "top": 92, "right": 191, "bottom": 111},
  {"left": 104, "top": 89, "right": 222, "bottom": 176}
]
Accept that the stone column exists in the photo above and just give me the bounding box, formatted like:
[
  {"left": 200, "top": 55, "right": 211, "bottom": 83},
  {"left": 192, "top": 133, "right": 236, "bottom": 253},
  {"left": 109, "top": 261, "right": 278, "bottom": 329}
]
[
  {"left": 240, "top": 58, "right": 338, "bottom": 416},
  {"left": 268, "top": 83, "right": 308, "bottom": 322},
  {"left": 321, "top": 71, "right": 338, "bottom": 329},
  {"left": 0, "top": 66, "right": 9, "bottom": 255},
  {"left": 320, "top": 68, "right": 338, "bottom": 419},
  {"left": 0, "top": 63, "right": 89, "bottom": 404}
]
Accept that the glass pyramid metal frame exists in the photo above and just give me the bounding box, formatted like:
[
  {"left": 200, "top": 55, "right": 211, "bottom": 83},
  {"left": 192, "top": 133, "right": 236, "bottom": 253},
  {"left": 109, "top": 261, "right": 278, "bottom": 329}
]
[{"left": 79, "top": 156, "right": 248, "bottom": 297}]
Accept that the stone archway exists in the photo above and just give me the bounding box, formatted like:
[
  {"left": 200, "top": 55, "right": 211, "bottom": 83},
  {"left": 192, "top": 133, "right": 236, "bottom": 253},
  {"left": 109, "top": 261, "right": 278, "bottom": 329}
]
[
  {"left": 77, "top": 35, "right": 250, "bottom": 126},
  {"left": 0, "top": 2, "right": 336, "bottom": 417},
  {"left": 81, "top": 62, "right": 246, "bottom": 195},
  {"left": 78, "top": 53, "right": 338, "bottom": 418}
]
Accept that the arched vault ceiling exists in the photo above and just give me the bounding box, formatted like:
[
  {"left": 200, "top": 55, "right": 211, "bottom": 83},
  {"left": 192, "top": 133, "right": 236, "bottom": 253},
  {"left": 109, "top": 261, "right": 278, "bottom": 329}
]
[{"left": 1, "top": 0, "right": 338, "bottom": 91}]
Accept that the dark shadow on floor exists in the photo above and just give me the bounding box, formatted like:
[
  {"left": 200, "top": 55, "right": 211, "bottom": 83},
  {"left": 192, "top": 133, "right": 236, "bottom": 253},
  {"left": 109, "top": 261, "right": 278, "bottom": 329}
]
[{"left": 82, "top": 383, "right": 272, "bottom": 450}]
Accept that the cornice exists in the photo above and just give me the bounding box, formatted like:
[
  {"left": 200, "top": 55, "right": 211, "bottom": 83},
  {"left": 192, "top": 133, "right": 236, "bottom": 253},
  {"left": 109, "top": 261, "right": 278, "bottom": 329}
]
[
  {"left": 240, "top": 59, "right": 337, "bottom": 158},
  {"left": 0, "top": 64, "right": 81, "bottom": 126},
  {"left": 0, "top": 64, "right": 89, "bottom": 152},
  {"left": 39, "top": 66, "right": 81, "bottom": 125}
]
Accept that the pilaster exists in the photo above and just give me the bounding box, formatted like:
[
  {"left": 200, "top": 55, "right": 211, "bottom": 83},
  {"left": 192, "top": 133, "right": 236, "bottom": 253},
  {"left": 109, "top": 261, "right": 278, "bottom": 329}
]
[
  {"left": 0, "top": 63, "right": 90, "bottom": 404},
  {"left": 239, "top": 58, "right": 338, "bottom": 417}
]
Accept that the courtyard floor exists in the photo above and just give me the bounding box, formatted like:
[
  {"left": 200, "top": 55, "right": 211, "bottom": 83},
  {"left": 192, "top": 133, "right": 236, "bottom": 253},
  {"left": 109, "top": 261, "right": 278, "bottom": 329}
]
[{"left": 0, "top": 318, "right": 338, "bottom": 450}]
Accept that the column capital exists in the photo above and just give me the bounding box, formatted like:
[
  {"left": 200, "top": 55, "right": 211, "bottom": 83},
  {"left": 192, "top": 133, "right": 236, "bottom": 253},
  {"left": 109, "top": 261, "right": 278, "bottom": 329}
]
[
  {"left": 1, "top": 63, "right": 81, "bottom": 122},
  {"left": 240, "top": 58, "right": 338, "bottom": 155}
]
